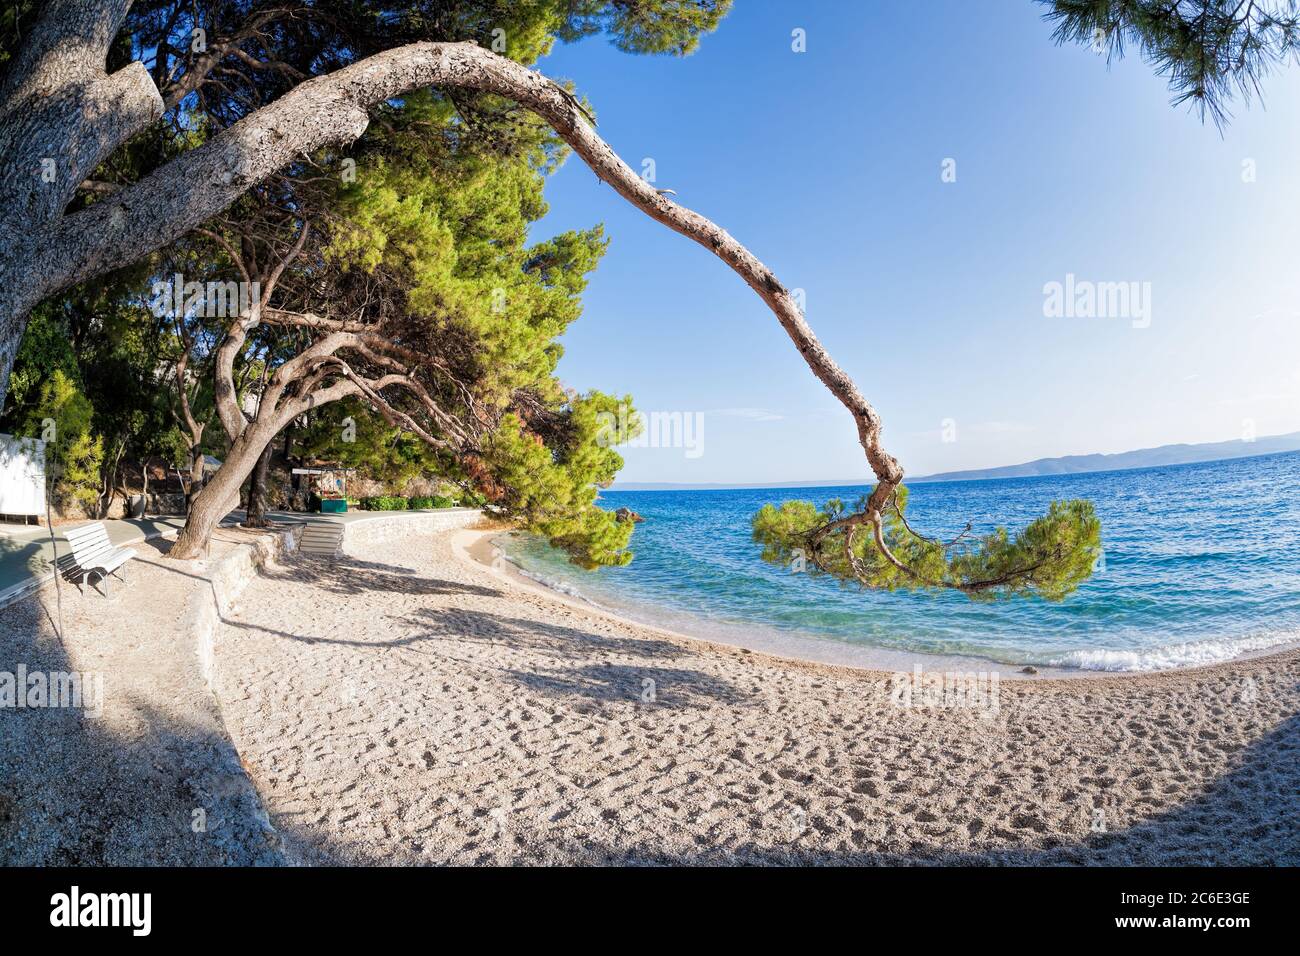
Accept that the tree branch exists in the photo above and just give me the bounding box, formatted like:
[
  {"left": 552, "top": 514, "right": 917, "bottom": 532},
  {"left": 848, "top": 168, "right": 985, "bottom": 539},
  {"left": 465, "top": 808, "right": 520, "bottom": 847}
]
[{"left": 41, "top": 40, "right": 902, "bottom": 528}]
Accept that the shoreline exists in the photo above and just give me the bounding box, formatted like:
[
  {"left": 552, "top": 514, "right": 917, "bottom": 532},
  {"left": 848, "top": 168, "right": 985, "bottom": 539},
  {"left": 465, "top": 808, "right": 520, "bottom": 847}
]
[{"left": 457, "top": 527, "right": 1300, "bottom": 683}]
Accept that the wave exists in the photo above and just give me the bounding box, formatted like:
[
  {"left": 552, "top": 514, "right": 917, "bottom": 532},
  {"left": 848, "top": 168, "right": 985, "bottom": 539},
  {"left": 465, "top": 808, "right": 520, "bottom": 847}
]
[
  {"left": 506, "top": 558, "right": 612, "bottom": 611},
  {"left": 1043, "top": 630, "right": 1300, "bottom": 672}
]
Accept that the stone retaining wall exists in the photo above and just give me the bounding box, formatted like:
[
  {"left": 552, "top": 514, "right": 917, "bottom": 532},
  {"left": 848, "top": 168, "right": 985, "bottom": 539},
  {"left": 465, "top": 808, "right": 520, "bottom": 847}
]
[
  {"left": 340, "top": 508, "right": 483, "bottom": 553},
  {"left": 180, "top": 509, "right": 480, "bottom": 864}
]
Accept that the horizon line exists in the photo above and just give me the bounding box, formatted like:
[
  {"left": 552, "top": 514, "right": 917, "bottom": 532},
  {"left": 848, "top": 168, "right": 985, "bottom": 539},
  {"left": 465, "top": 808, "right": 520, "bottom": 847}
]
[{"left": 607, "top": 429, "right": 1300, "bottom": 492}]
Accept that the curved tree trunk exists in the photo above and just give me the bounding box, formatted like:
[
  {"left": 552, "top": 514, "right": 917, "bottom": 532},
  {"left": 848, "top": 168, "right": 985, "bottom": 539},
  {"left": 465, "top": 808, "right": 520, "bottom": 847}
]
[
  {"left": 0, "top": 0, "right": 161, "bottom": 395},
  {"left": 171, "top": 425, "right": 272, "bottom": 559},
  {"left": 3, "top": 12, "right": 902, "bottom": 552}
]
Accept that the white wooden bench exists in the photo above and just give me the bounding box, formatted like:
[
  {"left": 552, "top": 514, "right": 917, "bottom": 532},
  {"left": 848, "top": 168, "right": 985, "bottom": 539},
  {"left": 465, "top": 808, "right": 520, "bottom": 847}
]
[{"left": 63, "top": 522, "right": 137, "bottom": 596}]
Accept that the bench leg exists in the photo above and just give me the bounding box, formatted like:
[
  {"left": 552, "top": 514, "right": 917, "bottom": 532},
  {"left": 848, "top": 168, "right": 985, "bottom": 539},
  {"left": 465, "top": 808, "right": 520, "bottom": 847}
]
[{"left": 100, "top": 571, "right": 109, "bottom": 598}]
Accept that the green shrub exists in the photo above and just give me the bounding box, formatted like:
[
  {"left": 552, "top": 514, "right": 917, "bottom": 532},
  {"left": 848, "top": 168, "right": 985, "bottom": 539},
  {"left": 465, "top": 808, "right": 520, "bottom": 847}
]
[
  {"left": 361, "top": 495, "right": 409, "bottom": 511},
  {"left": 409, "top": 494, "right": 461, "bottom": 509},
  {"left": 20, "top": 369, "right": 102, "bottom": 511}
]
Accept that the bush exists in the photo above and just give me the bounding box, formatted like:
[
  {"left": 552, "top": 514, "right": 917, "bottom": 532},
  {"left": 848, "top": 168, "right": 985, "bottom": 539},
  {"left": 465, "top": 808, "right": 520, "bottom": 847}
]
[
  {"left": 23, "top": 370, "right": 103, "bottom": 512},
  {"left": 361, "top": 495, "right": 409, "bottom": 511},
  {"left": 409, "top": 494, "right": 459, "bottom": 509}
]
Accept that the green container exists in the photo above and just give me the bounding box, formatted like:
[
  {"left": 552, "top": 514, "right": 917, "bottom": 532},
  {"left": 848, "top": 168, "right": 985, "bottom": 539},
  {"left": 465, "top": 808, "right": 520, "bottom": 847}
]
[{"left": 319, "top": 498, "right": 348, "bottom": 514}]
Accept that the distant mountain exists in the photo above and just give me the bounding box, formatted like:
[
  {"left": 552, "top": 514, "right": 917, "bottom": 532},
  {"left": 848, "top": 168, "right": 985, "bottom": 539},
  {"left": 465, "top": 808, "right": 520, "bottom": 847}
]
[
  {"left": 608, "top": 431, "right": 1300, "bottom": 491},
  {"left": 912, "top": 431, "right": 1300, "bottom": 483}
]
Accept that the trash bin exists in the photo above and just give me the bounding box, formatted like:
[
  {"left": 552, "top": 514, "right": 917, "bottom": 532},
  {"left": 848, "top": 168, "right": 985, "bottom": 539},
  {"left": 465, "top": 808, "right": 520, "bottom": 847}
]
[{"left": 129, "top": 494, "right": 146, "bottom": 518}]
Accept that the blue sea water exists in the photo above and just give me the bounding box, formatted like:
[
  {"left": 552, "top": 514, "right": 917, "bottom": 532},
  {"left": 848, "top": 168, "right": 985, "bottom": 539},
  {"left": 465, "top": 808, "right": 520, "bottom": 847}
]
[{"left": 497, "top": 450, "right": 1300, "bottom": 672}]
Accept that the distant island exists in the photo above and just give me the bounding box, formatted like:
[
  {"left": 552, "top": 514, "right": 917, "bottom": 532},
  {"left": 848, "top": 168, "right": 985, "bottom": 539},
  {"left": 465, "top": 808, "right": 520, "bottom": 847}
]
[
  {"left": 912, "top": 430, "right": 1300, "bottom": 483},
  {"left": 610, "top": 430, "right": 1300, "bottom": 490}
]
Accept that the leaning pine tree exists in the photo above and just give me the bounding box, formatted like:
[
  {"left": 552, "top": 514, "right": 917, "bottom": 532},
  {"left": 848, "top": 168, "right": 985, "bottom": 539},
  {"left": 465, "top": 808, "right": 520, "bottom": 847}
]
[{"left": 2, "top": 0, "right": 1101, "bottom": 596}]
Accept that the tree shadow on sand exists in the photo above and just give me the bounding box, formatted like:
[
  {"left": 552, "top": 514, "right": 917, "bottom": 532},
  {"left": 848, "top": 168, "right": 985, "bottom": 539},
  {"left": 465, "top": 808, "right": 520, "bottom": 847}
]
[
  {"left": 0, "top": 589, "right": 284, "bottom": 865},
  {"left": 396, "top": 607, "right": 692, "bottom": 662},
  {"left": 258, "top": 552, "right": 502, "bottom": 599},
  {"left": 504, "top": 662, "right": 745, "bottom": 708},
  {"left": 6, "top": 533, "right": 1295, "bottom": 866}
]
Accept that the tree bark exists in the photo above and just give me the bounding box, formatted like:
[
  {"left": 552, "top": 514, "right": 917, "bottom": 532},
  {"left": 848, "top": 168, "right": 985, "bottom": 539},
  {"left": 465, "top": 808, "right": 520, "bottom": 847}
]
[
  {"left": 0, "top": 0, "right": 162, "bottom": 396},
  {"left": 186, "top": 445, "right": 205, "bottom": 513},
  {"left": 171, "top": 423, "right": 274, "bottom": 558},
  {"left": 244, "top": 440, "right": 275, "bottom": 528}
]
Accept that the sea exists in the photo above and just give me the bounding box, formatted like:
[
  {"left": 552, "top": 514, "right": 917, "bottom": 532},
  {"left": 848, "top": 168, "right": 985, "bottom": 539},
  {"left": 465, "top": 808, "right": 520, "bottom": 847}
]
[{"left": 495, "top": 450, "right": 1300, "bottom": 672}]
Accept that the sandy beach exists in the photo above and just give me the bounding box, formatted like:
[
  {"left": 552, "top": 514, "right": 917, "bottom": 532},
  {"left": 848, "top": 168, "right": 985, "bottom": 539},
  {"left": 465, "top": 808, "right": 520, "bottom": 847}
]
[
  {"left": 2, "top": 517, "right": 1294, "bottom": 866},
  {"left": 202, "top": 523, "right": 1299, "bottom": 865}
]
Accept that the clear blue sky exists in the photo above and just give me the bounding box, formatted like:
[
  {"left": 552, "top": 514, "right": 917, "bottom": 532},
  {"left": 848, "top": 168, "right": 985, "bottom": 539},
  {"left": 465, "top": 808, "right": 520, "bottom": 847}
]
[{"left": 531, "top": 0, "right": 1300, "bottom": 486}]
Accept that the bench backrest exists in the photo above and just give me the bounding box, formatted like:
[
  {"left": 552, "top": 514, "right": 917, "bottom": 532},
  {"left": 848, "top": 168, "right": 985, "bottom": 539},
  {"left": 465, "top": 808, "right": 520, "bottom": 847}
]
[{"left": 65, "top": 522, "right": 115, "bottom": 568}]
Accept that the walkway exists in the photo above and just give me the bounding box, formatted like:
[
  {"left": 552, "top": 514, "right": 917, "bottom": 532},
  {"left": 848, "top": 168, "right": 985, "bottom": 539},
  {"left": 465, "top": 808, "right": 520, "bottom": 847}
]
[{"left": 0, "top": 507, "right": 480, "bottom": 608}]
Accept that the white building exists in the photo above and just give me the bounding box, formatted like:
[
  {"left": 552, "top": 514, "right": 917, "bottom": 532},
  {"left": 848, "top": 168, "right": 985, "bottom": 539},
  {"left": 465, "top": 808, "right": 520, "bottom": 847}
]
[{"left": 0, "top": 433, "right": 46, "bottom": 519}]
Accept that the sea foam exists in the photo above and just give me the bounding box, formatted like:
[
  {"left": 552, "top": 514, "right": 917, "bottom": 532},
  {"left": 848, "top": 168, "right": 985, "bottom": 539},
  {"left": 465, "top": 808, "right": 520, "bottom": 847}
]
[{"left": 1045, "top": 631, "right": 1300, "bottom": 672}]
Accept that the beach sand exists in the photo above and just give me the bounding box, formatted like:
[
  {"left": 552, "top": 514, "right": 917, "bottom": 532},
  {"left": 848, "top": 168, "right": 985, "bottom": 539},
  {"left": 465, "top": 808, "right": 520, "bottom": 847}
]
[{"left": 210, "top": 524, "right": 1300, "bottom": 865}]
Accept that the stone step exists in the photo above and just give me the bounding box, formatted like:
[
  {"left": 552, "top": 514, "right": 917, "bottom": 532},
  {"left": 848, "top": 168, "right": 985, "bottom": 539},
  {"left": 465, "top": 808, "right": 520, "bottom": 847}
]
[{"left": 297, "top": 522, "right": 345, "bottom": 558}]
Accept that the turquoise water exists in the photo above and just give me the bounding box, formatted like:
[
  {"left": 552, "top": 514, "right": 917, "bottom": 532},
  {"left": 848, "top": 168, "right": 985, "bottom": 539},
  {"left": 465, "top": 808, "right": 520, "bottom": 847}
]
[{"left": 498, "top": 450, "right": 1300, "bottom": 672}]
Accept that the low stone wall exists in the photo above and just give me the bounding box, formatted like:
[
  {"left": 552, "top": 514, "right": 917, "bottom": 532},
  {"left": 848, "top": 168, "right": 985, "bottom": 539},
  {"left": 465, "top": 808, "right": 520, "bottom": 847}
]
[
  {"left": 53, "top": 492, "right": 189, "bottom": 521},
  {"left": 340, "top": 508, "right": 483, "bottom": 554},
  {"left": 175, "top": 523, "right": 302, "bottom": 864},
  {"left": 180, "top": 509, "right": 478, "bottom": 863},
  {"left": 185, "top": 524, "right": 302, "bottom": 689}
]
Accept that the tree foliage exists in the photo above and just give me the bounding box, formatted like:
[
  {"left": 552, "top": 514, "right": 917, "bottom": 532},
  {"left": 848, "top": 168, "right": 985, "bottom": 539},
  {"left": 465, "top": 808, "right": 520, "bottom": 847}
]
[
  {"left": 298, "top": 86, "right": 637, "bottom": 566},
  {"left": 0, "top": 291, "right": 173, "bottom": 513},
  {"left": 295, "top": 398, "right": 441, "bottom": 489},
  {"left": 753, "top": 486, "right": 1101, "bottom": 601},
  {"left": 558, "top": 0, "right": 732, "bottom": 55},
  {"left": 1042, "top": 0, "right": 1300, "bottom": 123},
  {"left": 16, "top": 369, "right": 103, "bottom": 512},
  {"left": 0, "top": 0, "right": 723, "bottom": 556}
]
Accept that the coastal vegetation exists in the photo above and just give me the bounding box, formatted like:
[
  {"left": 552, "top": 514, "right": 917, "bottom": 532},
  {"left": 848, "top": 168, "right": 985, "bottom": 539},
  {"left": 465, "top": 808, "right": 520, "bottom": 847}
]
[
  {"left": 10, "top": 0, "right": 1240, "bottom": 596},
  {"left": 1043, "top": 0, "right": 1300, "bottom": 125}
]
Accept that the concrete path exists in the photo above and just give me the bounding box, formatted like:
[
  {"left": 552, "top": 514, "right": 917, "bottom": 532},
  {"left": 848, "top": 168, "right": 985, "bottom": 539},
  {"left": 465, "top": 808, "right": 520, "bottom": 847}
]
[{"left": 0, "top": 507, "right": 481, "bottom": 609}]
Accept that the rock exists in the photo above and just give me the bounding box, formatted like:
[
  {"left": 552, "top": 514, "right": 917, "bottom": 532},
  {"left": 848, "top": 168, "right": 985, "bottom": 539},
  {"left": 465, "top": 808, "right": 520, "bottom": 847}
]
[
  {"left": 1020, "top": 666, "right": 1038, "bottom": 675},
  {"left": 614, "top": 507, "right": 645, "bottom": 523}
]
